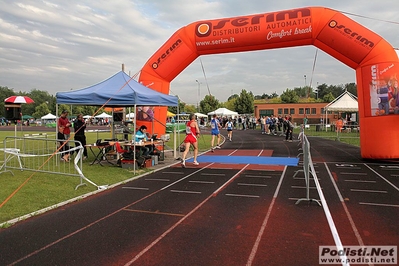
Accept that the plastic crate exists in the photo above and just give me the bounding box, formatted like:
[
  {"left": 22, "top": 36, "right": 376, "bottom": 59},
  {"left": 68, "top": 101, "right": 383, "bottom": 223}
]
[{"left": 121, "top": 159, "right": 138, "bottom": 169}]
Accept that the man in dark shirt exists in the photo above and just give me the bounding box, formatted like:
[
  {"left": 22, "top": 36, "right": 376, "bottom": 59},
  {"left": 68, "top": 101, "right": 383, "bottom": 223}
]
[{"left": 73, "top": 114, "right": 88, "bottom": 159}]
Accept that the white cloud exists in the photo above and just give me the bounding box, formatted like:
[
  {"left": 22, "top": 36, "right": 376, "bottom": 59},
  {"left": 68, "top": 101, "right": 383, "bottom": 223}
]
[{"left": 0, "top": 0, "right": 398, "bottom": 104}]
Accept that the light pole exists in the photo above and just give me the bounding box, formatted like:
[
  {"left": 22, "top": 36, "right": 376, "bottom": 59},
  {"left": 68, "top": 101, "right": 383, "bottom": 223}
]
[{"left": 196, "top": 80, "right": 201, "bottom": 112}]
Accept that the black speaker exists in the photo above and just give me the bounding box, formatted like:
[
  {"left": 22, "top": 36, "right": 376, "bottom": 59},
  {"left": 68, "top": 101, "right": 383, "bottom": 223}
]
[
  {"left": 113, "top": 112, "right": 123, "bottom": 122},
  {"left": 5, "top": 104, "right": 22, "bottom": 120}
]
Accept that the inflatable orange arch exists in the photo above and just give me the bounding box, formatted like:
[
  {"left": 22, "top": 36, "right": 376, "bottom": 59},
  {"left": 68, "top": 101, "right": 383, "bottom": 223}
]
[{"left": 138, "top": 6, "right": 399, "bottom": 159}]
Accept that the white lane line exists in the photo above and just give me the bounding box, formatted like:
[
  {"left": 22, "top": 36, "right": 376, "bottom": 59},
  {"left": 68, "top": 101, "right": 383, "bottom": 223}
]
[
  {"left": 122, "top": 187, "right": 149, "bottom": 190},
  {"left": 189, "top": 180, "right": 215, "bottom": 184},
  {"left": 245, "top": 175, "right": 272, "bottom": 178},
  {"left": 350, "top": 189, "right": 387, "bottom": 193},
  {"left": 293, "top": 177, "right": 320, "bottom": 180},
  {"left": 161, "top": 171, "right": 184, "bottom": 174},
  {"left": 237, "top": 183, "right": 267, "bottom": 187},
  {"left": 201, "top": 173, "right": 225, "bottom": 176},
  {"left": 246, "top": 166, "right": 287, "bottom": 266},
  {"left": 340, "top": 172, "right": 367, "bottom": 175},
  {"left": 325, "top": 163, "right": 365, "bottom": 249},
  {"left": 291, "top": 186, "right": 318, "bottom": 189},
  {"left": 125, "top": 163, "right": 247, "bottom": 266},
  {"left": 170, "top": 190, "right": 202, "bottom": 194},
  {"left": 364, "top": 163, "right": 399, "bottom": 192},
  {"left": 145, "top": 178, "right": 170, "bottom": 182},
  {"left": 225, "top": 193, "right": 260, "bottom": 198},
  {"left": 359, "top": 202, "right": 399, "bottom": 208},
  {"left": 312, "top": 162, "right": 349, "bottom": 266},
  {"left": 344, "top": 179, "right": 376, "bottom": 183}
]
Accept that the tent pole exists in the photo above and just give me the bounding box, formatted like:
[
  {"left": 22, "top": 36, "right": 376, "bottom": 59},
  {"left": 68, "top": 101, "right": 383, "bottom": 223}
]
[{"left": 133, "top": 104, "right": 137, "bottom": 175}]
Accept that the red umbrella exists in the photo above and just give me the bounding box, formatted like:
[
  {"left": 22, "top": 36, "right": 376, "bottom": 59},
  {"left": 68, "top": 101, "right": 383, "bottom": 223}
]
[{"left": 4, "top": 96, "right": 35, "bottom": 104}]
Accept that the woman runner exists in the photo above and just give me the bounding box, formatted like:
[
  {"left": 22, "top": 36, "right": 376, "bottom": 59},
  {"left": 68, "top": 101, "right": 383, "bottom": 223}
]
[{"left": 181, "top": 113, "right": 200, "bottom": 168}]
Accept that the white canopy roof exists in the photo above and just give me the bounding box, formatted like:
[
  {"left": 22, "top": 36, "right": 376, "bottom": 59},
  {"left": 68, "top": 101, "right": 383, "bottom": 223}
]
[
  {"left": 325, "top": 91, "right": 358, "bottom": 112},
  {"left": 195, "top": 112, "right": 207, "bottom": 118},
  {"left": 95, "top": 112, "right": 112, "bottom": 118},
  {"left": 41, "top": 113, "right": 57, "bottom": 120},
  {"left": 207, "top": 108, "right": 238, "bottom": 117}
]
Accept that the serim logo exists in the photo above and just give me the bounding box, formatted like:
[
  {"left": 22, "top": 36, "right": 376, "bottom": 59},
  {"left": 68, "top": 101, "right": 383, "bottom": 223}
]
[
  {"left": 151, "top": 39, "right": 182, "bottom": 69},
  {"left": 195, "top": 8, "right": 311, "bottom": 38},
  {"left": 328, "top": 20, "right": 374, "bottom": 48},
  {"left": 197, "top": 23, "right": 211, "bottom": 37}
]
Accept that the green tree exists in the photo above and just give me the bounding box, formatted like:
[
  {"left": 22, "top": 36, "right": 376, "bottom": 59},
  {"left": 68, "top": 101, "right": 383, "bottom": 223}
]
[
  {"left": 280, "top": 89, "right": 299, "bottom": 103},
  {"left": 323, "top": 92, "right": 335, "bottom": 102},
  {"left": 235, "top": 89, "right": 254, "bottom": 114},
  {"left": 200, "top": 95, "right": 219, "bottom": 114},
  {"left": 168, "top": 99, "right": 187, "bottom": 114},
  {"left": 224, "top": 97, "right": 237, "bottom": 111},
  {"left": 344, "top": 83, "right": 357, "bottom": 96},
  {"left": 227, "top": 94, "right": 239, "bottom": 101},
  {"left": 32, "top": 103, "right": 51, "bottom": 118}
]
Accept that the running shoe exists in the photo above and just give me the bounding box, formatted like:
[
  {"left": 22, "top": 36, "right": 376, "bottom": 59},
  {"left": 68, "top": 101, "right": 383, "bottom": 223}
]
[
  {"left": 181, "top": 159, "right": 186, "bottom": 168},
  {"left": 193, "top": 161, "right": 199, "bottom": 166},
  {"left": 215, "top": 145, "right": 221, "bottom": 149}
]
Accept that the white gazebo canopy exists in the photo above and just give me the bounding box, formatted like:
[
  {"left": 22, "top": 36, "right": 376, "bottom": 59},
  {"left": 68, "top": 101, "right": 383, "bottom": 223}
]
[
  {"left": 41, "top": 113, "right": 57, "bottom": 120},
  {"left": 194, "top": 112, "right": 207, "bottom": 118},
  {"left": 207, "top": 108, "right": 238, "bottom": 117},
  {"left": 95, "top": 112, "right": 112, "bottom": 118},
  {"left": 325, "top": 90, "right": 358, "bottom": 112}
]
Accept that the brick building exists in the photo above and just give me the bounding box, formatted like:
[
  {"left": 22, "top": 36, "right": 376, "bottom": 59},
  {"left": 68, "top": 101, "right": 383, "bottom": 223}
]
[{"left": 254, "top": 102, "right": 337, "bottom": 125}]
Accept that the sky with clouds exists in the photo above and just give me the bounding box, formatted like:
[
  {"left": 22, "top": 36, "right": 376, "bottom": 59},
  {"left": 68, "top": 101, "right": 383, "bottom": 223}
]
[{"left": 1, "top": 0, "right": 399, "bottom": 105}]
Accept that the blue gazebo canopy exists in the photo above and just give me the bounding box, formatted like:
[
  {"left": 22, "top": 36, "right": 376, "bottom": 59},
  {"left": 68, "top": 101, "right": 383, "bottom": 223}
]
[{"left": 56, "top": 71, "right": 177, "bottom": 107}]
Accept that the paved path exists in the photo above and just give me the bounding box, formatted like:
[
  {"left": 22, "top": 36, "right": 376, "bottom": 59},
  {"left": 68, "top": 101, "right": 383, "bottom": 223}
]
[{"left": 0, "top": 129, "right": 398, "bottom": 265}]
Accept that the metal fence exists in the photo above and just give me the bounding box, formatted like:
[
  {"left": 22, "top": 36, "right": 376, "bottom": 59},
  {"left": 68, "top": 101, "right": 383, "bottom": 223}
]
[{"left": 0, "top": 136, "right": 101, "bottom": 190}]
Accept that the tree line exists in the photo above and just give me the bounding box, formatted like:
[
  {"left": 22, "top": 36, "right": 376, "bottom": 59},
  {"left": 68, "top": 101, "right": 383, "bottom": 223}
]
[{"left": 0, "top": 82, "right": 356, "bottom": 119}]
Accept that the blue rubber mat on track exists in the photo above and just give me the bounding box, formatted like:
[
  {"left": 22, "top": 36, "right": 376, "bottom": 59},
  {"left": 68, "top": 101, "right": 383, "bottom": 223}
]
[{"left": 186, "top": 155, "right": 299, "bottom": 166}]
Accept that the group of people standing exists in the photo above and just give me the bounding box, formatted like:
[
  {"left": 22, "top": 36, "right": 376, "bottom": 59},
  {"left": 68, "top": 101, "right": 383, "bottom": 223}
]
[
  {"left": 258, "top": 115, "right": 294, "bottom": 141},
  {"left": 58, "top": 110, "right": 88, "bottom": 162}
]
